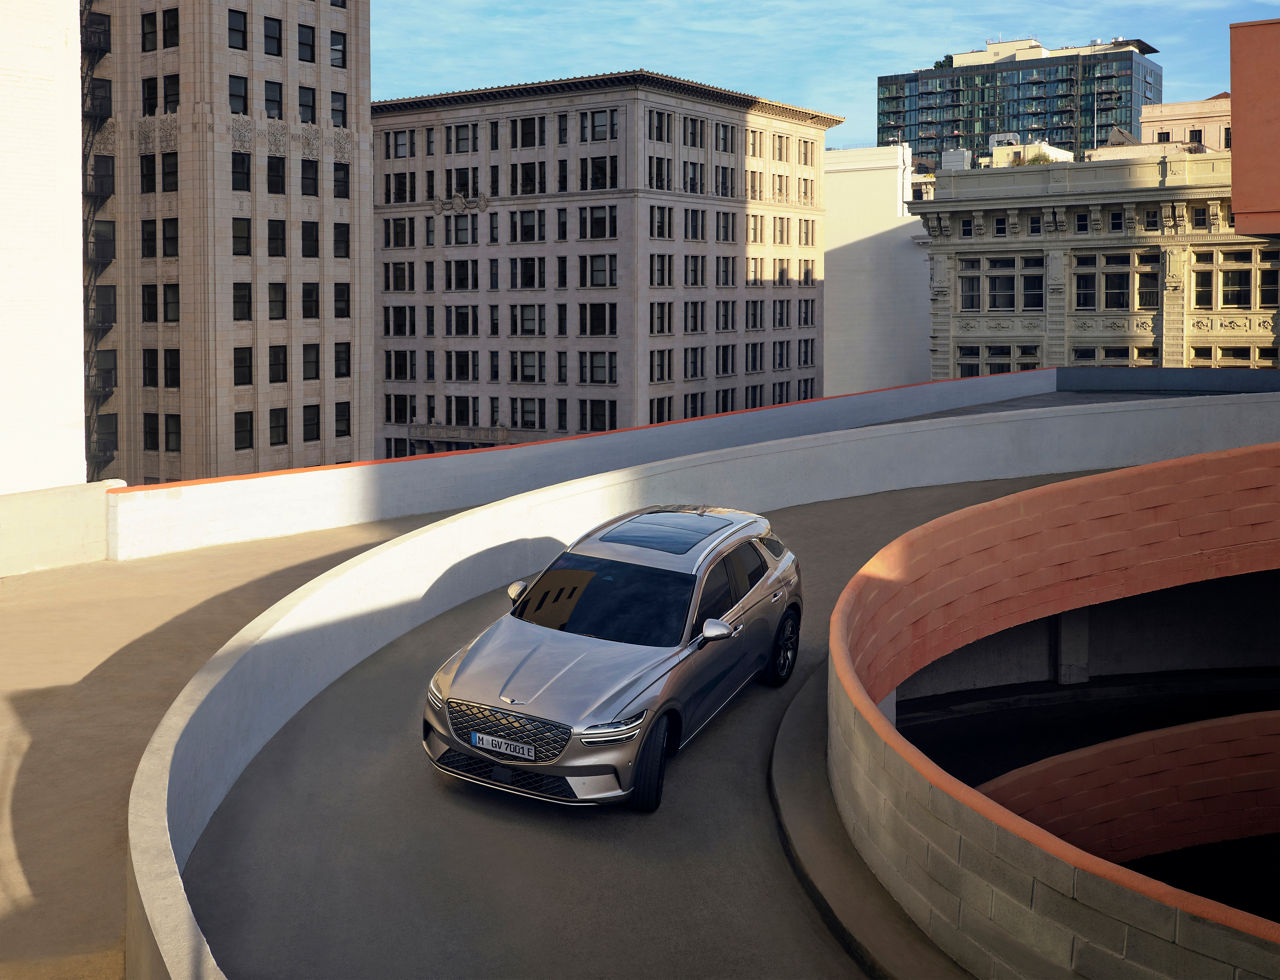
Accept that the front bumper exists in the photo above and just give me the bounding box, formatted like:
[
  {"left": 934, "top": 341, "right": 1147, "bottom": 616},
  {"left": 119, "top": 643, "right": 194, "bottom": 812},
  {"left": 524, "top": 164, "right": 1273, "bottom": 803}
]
[{"left": 422, "top": 699, "right": 641, "bottom": 805}]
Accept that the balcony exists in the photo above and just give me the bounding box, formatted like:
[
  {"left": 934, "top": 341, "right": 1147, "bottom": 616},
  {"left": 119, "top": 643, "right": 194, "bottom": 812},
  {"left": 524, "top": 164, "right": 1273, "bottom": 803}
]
[
  {"left": 82, "top": 14, "right": 110, "bottom": 63},
  {"left": 87, "top": 369, "right": 117, "bottom": 400},
  {"left": 86, "top": 303, "right": 116, "bottom": 336},
  {"left": 84, "top": 172, "right": 114, "bottom": 203},
  {"left": 85, "top": 237, "right": 114, "bottom": 268},
  {"left": 83, "top": 90, "right": 111, "bottom": 128},
  {"left": 85, "top": 438, "right": 116, "bottom": 467}
]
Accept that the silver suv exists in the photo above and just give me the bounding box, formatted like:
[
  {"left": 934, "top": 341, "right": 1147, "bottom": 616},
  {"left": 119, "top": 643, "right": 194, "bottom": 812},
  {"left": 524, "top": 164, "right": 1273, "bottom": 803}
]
[{"left": 422, "top": 505, "right": 802, "bottom": 811}]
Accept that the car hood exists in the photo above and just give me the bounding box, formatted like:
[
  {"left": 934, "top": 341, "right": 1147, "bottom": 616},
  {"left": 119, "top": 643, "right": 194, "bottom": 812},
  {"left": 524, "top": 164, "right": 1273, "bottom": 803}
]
[{"left": 447, "top": 614, "right": 679, "bottom": 727}]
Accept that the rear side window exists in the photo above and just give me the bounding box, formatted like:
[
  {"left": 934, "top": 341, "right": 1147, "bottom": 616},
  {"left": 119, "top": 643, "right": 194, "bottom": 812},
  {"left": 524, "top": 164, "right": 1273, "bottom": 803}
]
[{"left": 759, "top": 534, "right": 786, "bottom": 559}]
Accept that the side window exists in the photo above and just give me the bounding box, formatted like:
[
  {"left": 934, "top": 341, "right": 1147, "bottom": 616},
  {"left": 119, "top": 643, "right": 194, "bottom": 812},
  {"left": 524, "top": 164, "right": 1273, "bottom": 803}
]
[
  {"left": 759, "top": 533, "right": 786, "bottom": 559},
  {"left": 728, "top": 542, "right": 767, "bottom": 595},
  {"left": 695, "top": 557, "right": 734, "bottom": 627}
]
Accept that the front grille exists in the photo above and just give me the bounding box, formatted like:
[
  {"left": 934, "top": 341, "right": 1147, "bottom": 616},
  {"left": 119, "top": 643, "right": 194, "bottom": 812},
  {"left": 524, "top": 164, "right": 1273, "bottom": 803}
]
[
  {"left": 437, "top": 749, "right": 577, "bottom": 800},
  {"left": 447, "top": 699, "right": 571, "bottom": 763}
]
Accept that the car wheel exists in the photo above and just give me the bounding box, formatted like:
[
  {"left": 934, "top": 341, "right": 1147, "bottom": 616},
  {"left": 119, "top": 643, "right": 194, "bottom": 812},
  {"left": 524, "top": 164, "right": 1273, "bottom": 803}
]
[
  {"left": 761, "top": 609, "right": 800, "bottom": 687},
  {"left": 629, "top": 714, "right": 669, "bottom": 812}
]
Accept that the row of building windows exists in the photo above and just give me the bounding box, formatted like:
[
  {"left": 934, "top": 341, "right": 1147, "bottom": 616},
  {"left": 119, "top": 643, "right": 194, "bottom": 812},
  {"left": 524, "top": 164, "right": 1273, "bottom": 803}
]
[
  {"left": 226, "top": 12, "right": 346, "bottom": 67},
  {"left": 955, "top": 202, "right": 1236, "bottom": 240},
  {"left": 379, "top": 257, "right": 817, "bottom": 293},
  {"left": 89, "top": 400, "right": 352, "bottom": 455},
  {"left": 231, "top": 218, "right": 350, "bottom": 258},
  {"left": 229, "top": 153, "right": 350, "bottom": 196},
  {"left": 228, "top": 76, "right": 346, "bottom": 126},
  {"left": 230, "top": 282, "right": 352, "bottom": 320},
  {"left": 378, "top": 299, "right": 817, "bottom": 338},
  {"left": 232, "top": 342, "right": 352, "bottom": 384},
  {"left": 382, "top": 112, "right": 624, "bottom": 159}
]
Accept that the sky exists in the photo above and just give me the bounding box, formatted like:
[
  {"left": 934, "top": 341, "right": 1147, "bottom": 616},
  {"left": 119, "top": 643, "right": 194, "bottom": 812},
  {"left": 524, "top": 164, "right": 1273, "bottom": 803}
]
[{"left": 371, "top": 0, "right": 1278, "bottom": 147}]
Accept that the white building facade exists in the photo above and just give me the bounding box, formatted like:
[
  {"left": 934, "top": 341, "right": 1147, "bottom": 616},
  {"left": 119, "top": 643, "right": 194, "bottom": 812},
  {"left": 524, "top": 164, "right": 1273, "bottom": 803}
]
[
  {"left": 911, "top": 151, "right": 1278, "bottom": 378},
  {"left": 822, "top": 146, "right": 930, "bottom": 395},
  {"left": 371, "top": 72, "right": 841, "bottom": 456}
]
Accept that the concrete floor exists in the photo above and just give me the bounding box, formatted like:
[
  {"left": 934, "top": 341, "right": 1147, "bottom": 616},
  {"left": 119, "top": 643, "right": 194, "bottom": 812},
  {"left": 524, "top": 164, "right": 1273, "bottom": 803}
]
[{"left": 181, "top": 475, "right": 1084, "bottom": 978}]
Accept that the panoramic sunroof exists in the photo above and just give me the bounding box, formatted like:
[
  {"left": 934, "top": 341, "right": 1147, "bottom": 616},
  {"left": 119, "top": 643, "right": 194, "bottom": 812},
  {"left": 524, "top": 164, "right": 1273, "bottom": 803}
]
[{"left": 599, "top": 511, "right": 733, "bottom": 555}]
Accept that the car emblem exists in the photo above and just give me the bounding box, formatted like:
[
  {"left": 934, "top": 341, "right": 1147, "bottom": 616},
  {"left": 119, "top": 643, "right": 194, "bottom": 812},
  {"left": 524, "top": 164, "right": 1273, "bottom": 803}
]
[{"left": 500, "top": 695, "right": 525, "bottom": 705}]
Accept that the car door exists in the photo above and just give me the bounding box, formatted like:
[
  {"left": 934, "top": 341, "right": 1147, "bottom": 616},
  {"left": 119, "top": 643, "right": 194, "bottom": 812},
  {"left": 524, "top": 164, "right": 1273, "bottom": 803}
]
[
  {"left": 677, "top": 553, "right": 744, "bottom": 741},
  {"left": 721, "top": 541, "right": 775, "bottom": 688}
]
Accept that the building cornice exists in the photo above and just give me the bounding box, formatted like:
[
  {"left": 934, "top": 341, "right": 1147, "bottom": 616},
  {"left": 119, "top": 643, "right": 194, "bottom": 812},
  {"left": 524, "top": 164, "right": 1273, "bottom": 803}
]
[{"left": 372, "top": 70, "right": 844, "bottom": 129}]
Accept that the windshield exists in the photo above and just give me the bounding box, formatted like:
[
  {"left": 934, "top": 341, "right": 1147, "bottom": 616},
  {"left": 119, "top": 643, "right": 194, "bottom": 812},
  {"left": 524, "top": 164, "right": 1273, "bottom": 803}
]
[{"left": 512, "top": 552, "right": 695, "bottom": 647}]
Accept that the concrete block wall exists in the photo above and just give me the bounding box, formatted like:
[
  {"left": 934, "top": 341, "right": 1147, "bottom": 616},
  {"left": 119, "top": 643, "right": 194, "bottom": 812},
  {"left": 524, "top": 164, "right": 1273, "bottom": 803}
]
[
  {"left": 980, "top": 712, "right": 1280, "bottom": 865},
  {"left": 828, "top": 442, "right": 1280, "bottom": 979}
]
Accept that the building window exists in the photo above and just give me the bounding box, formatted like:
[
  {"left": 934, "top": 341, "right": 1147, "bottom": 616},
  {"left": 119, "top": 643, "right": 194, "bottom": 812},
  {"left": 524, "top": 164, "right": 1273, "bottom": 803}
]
[
  {"left": 162, "top": 348, "right": 180, "bottom": 388},
  {"left": 143, "top": 413, "right": 159, "bottom": 452},
  {"left": 302, "top": 343, "right": 320, "bottom": 381},
  {"left": 229, "top": 75, "right": 248, "bottom": 114},
  {"left": 142, "top": 285, "right": 158, "bottom": 323},
  {"left": 233, "top": 347, "right": 252, "bottom": 385},
  {"left": 1222, "top": 269, "right": 1251, "bottom": 308},
  {"left": 142, "top": 77, "right": 157, "bottom": 116},
  {"left": 162, "top": 74, "right": 179, "bottom": 114},
  {"left": 334, "top": 162, "right": 350, "bottom": 199},
  {"left": 267, "top": 407, "right": 287, "bottom": 446},
  {"left": 264, "top": 80, "right": 282, "bottom": 119},
  {"left": 267, "top": 156, "right": 285, "bottom": 194},
  {"left": 233, "top": 282, "right": 252, "bottom": 320},
  {"left": 1110, "top": 211, "right": 1123, "bottom": 232},
  {"left": 1189, "top": 128, "right": 1203, "bottom": 145},
  {"left": 1104, "top": 272, "right": 1130, "bottom": 310},
  {"left": 1156, "top": 131, "right": 1170, "bottom": 143},
  {"left": 228, "top": 10, "right": 246, "bottom": 49},
  {"left": 959, "top": 218, "right": 972, "bottom": 238},
  {"left": 298, "top": 23, "right": 314, "bottom": 62},
  {"left": 301, "top": 159, "right": 318, "bottom": 196},
  {"left": 164, "top": 413, "right": 181, "bottom": 452},
  {"left": 163, "top": 283, "right": 180, "bottom": 322},
  {"left": 141, "top": 220, "right": 156, "bottom": 258},
  {"left": 140, "top": 155, "right": 156, "bottom": 194},
  {"left": 1075, "top": 212, "right": 1089, "bottom": 234},
  {"left": 235, "top": 411, "right": 253, "bottom": 450},
  {"left": 162, "top": 7, "right": 178, "bottom": 47},
  {"left": 142, "top": 348, "right": 158, "bottom": 387},
  {"left": 335, "top": 402, "right": 351, "bottom": 438},
  {"left": 334, "top": 223, "right": 350, "bottom": 258},
  {"left": 161, "top": 152, "right": 177, "bottom": 192},
  {"left": 334, "top": 283, "right": 350, "bottom": 318},
  {"left": 303, "top": 405, "right": 320, "bottom": 442},
  {"left": 302, "top": 282, "right": 320, "bottom": 318},
  {"left": 231, "top": 152, "right": 250, "bottom": 191},
  {"left": 331, "top": 92, "right": 347, "bottom": 128},
  {"left": 269, "top": 283, "right": 286, "bottom": 320},
  {"left": 330, "top": 31, "right": 346, "bottom": 68},
  {"left": 141, "top": 12, "right": 156, "bottom": 51},
  {"left": 264, "top": 16, "right": 281, "bottom": 55},
  {"left": 334, "top": 342, "right": 351, "bottom": 378},
  {"left": 268, "top": 344, "right": 287, "bottom": 383}
]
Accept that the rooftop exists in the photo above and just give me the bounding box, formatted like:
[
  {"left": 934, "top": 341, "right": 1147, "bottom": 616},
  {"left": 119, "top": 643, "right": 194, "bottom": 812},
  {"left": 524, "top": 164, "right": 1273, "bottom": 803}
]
[{"left": 372, "top": 69, "right": 845, "bottom": 128}]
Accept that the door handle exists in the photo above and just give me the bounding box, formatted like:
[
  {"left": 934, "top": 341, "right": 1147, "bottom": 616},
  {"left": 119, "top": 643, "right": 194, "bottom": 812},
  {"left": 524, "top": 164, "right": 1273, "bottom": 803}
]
[
  {"left": 771, "top": 590, "right": 784, "bottom": 603},
  {"left": 731, "top": 623, "right": 745, "bottom": 637}
]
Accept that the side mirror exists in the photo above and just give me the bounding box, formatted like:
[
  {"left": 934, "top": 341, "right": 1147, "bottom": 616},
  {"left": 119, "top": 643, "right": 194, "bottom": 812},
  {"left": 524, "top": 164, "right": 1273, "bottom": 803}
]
[
  {"left": 507, "top": 580, "right": 528, "bottom": 605},
  {"left": 701, "top": 619, "right": 732, "bottom": 645}
]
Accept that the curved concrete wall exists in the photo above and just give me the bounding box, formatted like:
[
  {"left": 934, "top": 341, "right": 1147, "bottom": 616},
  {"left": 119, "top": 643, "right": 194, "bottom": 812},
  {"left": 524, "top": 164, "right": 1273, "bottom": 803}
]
[
  {"left": 980, "top": 712, "right": 1280, "bottom": 864},
  {"left": 128, "top": 394, "right": 1280, "bottom": 978},
  {"left": 828, "top": 443, "right": 1280, "bottom": 979}
]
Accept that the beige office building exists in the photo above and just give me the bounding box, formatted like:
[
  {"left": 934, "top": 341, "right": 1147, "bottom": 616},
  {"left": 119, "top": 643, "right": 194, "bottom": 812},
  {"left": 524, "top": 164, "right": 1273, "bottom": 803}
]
[
  {"left": 81, "top": 0, "right": 374, "bottom": 485},
  {"left": 910, "top": 146, "right": 1277, "bottom": 378},
  {"left": 371, "top": 71, "right": 840, "bottom": 457}
]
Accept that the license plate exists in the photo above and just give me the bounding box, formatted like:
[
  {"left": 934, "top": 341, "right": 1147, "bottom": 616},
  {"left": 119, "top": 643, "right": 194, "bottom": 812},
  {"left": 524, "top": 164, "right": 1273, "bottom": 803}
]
[{"left": 471, "top": 731, "right": 535, "bottom": 761}]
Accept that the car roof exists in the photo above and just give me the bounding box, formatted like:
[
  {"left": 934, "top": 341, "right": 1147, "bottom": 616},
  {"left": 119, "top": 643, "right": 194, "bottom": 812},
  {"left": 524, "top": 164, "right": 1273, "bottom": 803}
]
[{"left": 570, "top": 505, "right": 770, "bottom": 574}]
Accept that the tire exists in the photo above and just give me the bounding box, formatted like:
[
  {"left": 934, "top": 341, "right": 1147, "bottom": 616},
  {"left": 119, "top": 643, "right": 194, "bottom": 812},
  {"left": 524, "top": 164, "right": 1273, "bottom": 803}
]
[
  {"left": 761, "top": 609, "right": 800, "bottom": 687},
  {"left": 629, "top": 714, "right": 669, "bottom": 812}
]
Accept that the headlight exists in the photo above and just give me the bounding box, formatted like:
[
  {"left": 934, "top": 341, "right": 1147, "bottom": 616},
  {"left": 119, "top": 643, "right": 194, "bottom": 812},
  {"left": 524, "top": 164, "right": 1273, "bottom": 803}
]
[
  {"left": 580, "top": 711, "right": 646, "bottom": 745},
  {"left": 427, "top": 672, "right": 445, "bottom": 709}
]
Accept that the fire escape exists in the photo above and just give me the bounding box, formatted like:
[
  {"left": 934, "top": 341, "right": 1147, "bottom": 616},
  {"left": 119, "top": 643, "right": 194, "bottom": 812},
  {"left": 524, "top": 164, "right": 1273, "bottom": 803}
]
[{"left": 82, "top": 1, "right": 116, "bottom": 479}]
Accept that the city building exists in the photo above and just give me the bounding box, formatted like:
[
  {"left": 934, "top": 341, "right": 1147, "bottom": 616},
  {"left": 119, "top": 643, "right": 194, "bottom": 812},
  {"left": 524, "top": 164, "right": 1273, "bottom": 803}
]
[
  {"left": 80, "top": 0, "right": 375, "bottom": 485},
  {"left": 1229, "top": 18, "right": 1280, "bottom": 235},
  {"left": 1141, "top": 93, "right": 1231, "bottom": 149},
  {"left": 822, "top": 145, "right": 930, "bottom": 394},
  {"left": 2, "top": 3, "right": 86, "bottom": 495},
  {"left": 877, "top": 38, "right": 1163, "bottom": 171},
  {"left": 370, "top": 71, "right": 841, "bottom": 457},
  {"left": 910, "top": 146, "right": 1278, "bottom": 379}
]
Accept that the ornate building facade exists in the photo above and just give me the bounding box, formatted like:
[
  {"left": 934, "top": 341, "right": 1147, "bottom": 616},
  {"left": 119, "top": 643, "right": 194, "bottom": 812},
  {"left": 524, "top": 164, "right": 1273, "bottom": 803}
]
[{"left": 910, "top": 150, "right": 1278, "bottom": 378}]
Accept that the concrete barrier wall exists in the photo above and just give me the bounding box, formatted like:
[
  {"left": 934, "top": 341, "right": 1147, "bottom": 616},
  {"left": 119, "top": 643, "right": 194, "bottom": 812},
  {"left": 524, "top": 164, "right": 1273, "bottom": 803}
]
[
  {"left": 828, "top": 442, "right": 1280, "bottom": 979},
  {"left": 0, "top": 480, "right": 124, "bottom": 577},
  {"left": 128, "top": 392, "right": 1280, "bottom": 978},
  {"left": 980, "top": 712, "right": 1280, "bottom": 865},
  {"left": 109, "top": 370, "right": 1062, "bottom": 561}
]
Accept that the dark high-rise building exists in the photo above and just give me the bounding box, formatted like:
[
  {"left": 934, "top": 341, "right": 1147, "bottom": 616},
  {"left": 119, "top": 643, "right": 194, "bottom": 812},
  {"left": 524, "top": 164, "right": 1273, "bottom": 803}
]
[{"left": 877, "top": 38, "right": 1163, "bottom": 170}]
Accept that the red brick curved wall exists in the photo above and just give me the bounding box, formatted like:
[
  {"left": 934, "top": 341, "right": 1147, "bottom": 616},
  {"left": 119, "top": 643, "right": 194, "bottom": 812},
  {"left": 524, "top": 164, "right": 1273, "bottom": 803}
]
[
  {"left": 829, "top": 441, "right": 1280, "bottom": 976},
  {"left": 980, "top": 712, "right": 1280, "bottom": 864}
]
